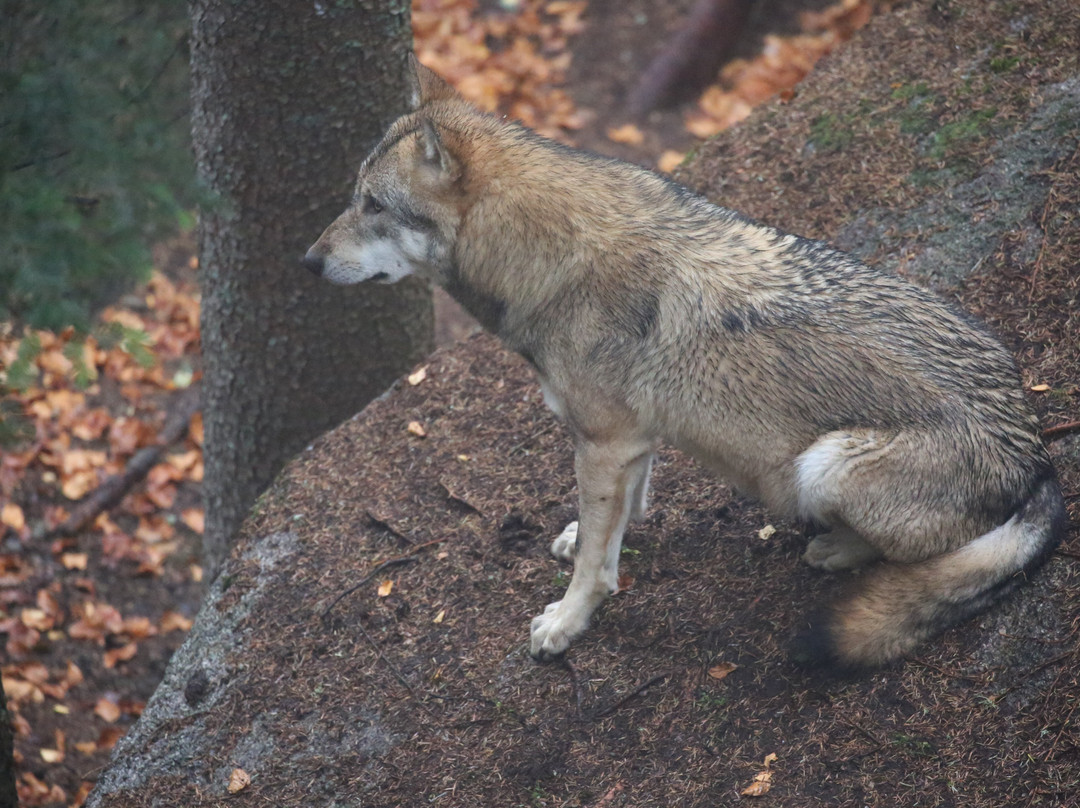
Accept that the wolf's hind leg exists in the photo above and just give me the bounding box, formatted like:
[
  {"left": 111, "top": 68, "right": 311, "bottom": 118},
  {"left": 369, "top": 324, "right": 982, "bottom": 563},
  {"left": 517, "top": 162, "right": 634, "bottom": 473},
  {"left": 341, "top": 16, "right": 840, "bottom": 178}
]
[
  {"left": 550, "top": 521, "right": 578, "bottom": 561},
  {"left": 531, "top": 439, "right": 654, "bottom": 660},
  {"left": 796, "top": 427, "right": 994, "bottom": 562},
  {"left": 629, "top": 452, "right": 655, "bottom": 521},
  {"left": 803, "top": 527, "right": 882, "bottom": 571}
]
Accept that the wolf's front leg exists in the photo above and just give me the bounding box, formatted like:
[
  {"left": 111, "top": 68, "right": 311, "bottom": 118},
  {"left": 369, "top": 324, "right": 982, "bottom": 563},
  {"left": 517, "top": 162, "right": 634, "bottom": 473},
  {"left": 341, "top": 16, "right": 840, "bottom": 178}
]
[
  {"left": 549, "top": 451, "right": 654, "bottom": 562},
  {"left": 530, "top": 440, "right": 654, "bottom": 660}
]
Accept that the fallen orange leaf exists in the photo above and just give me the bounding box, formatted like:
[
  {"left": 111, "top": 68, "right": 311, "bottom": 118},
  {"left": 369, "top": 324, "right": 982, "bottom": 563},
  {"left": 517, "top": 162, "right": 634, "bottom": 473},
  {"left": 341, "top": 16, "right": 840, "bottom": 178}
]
[
  {"left": 740, "top": 753, "right": 778, "bottom": 797},
  {"left": 2, "top": 676, "right": 44, "bottom": 704},
  {"left": 657, "top": 150, "right": 685, "bottom": 174},
  {"left": 39, "top": 729, "right": 65, "bottom": 764},
  {"left": 94, "top": 698, "right": 121, "bottom": 723},
  {"left": 407, "top": 365, "right": 428, "bottom": 386},
  {"left": 166, "top": 449, "right": 201, "bottom": 474},
  {"left": 61, "top": 470, "right": 99, "bottom": 501},
  {"left": 161, "top": 610, "right": 194, "bottom": 632},
  {"left": 65, "top": 661, "right": 84, "bottom": 686},
  {"left": 20, "top": 608, "right": 54, "bottom": 632},
  {"left": 741, "top": 777, "right": 771, "bottom": 797},
  {"left": 61, "top": 552, "right": 89, "bottom": 570},
  {"left": 97, "top": 726, "right": 125, "bottom": 749},
  {"left": 377, "top": 579, "right": 394, "bottom": 597},
  {"left": 227, "top": 768, "right": 251, "bottom": 794},
  {"left": 607, "top": 123, "right": 644, "bottom": 145},
  {"left": 60, "top": 448, "right": 107, "bottom": 476},
  {"left": 188, "top": 412, "right": 204, "bottom": 445},
  {"left": 121, "top": 616, "right": 156, "bottom": 639},
  {"left": 104, "top": 642, "right": 138, "bottom": 669},
  {"left": 181, "top": 508, "right": 205, "bottom": 534},
  {"left": 1, "top": 503, "right": 25, "bottom": 532},
  {"left": 71, "top": 410, "right": 111, "bottom": 442},
  {"left": 708, "top": 661, "right": 739, "bottom": 681}
]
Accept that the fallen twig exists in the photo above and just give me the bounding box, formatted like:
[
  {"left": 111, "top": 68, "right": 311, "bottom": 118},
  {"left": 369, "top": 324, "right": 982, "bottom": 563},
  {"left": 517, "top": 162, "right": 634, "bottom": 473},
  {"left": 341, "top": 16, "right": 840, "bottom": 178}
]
[
  {"left": 561, "top": 657, "right": 585, "bottom": 718},
  {"left": 908, "top": 658, "right": 985, "bottom": 683},
  {"left": 826, "top": 719, "right": 886, "bottom": 767},
  {"left": 354, "top": 615, "right": 439, "bottom": 719},
  {"left": 1042, "top": 694, "right": 1080, "bottom": 763},
  {"left": 1042, "top": 420, "right": 1080, "bottom": 442},
  {"left": 320, "top": 538, "right": 452, "bottom": 718},
  {"left": 507, "top": 422, "right": 558, "bottom": 456},
  {"left": 991, "top": 649, "right": 1076, "bottom": 706},
  {"left": 589, "top": 670, "right": 672, "bottom": 720},
  {"left": 54, "top": 384, "right": 201, "bottom": 537},
  {"left": 1028, "top": 141, "right": 1079, "bottom": 305},
  {"left": 320, "top": 537, "right": 448, "bottom": 618}
]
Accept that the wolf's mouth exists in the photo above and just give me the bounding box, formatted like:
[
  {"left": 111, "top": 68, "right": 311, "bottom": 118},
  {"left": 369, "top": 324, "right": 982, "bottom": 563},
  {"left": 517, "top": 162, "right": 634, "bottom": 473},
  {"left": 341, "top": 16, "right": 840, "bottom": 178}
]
[{"left": 369, "top": 271, "right": 389, "bottom": 283}]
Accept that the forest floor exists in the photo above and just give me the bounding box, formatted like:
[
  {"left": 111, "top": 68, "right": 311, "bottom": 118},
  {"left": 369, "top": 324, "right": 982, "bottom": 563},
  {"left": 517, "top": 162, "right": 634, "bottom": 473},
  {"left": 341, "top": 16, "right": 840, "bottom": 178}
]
[{"left": 4, "top": 0, "right": 1078, "bottom": 806}]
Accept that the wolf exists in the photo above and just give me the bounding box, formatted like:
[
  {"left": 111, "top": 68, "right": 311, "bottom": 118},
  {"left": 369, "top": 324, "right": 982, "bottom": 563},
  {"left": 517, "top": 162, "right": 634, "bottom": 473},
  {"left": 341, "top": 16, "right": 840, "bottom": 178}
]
[{"left": 303, "top": 58, "right": 1067, "bottom": 669}]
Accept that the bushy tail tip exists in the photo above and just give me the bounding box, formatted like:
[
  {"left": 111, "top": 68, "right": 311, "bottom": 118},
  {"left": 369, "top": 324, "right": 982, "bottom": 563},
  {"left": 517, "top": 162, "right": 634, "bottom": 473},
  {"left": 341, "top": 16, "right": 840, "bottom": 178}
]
[{"left": 789, "top": 475, "right": 1066, "bottom": 671}]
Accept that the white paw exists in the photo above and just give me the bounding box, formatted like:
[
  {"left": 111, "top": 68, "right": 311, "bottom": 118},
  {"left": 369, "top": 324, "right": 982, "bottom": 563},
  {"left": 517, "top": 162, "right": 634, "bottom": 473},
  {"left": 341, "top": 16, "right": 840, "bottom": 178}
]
[
  {"left": 803, "top": 530, "right": 881, "bottom": 572},
  {"left": 550, "top": 521, "right": 578, "bottom": 561},
  {"left": 529, "top": 600, "right": 587, "bottom": 661}
]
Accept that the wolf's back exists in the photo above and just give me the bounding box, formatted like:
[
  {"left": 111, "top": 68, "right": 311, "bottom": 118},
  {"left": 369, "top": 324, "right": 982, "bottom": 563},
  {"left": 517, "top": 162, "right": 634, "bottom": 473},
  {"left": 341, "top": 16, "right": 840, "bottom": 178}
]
[{"left": 792, "top": 474, "right": 1068, "bottom": 669}]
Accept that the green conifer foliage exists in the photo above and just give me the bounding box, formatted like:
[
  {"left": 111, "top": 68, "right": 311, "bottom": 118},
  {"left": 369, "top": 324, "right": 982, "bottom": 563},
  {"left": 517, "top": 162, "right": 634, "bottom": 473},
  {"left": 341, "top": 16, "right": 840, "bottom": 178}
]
[{"left": 1, "top": 0, "right": 198, "bottom": 330}]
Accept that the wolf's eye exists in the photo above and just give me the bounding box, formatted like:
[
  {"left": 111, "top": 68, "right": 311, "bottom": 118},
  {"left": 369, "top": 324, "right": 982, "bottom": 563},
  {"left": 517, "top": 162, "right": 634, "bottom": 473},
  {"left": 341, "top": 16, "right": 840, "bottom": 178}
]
[{"left": 363, "top": 194, "right": 384, "bottom": 215}]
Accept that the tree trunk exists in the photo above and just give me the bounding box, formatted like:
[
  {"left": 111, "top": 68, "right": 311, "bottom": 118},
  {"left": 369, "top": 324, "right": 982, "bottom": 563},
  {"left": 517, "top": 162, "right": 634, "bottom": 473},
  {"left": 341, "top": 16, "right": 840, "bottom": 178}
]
[
  {"left": 0, "top": 675, "right": 16, "bottom": 808},
  {"left": 189, "top": 0, "right": 432, "bottom": 576}
]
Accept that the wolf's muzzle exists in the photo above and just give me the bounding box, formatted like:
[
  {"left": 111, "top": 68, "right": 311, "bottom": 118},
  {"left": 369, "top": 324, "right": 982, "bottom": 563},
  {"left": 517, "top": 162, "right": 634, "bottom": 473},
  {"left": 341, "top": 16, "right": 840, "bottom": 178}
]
[{"left": 301, "top": 250, "right": 324, "bottom": 277}]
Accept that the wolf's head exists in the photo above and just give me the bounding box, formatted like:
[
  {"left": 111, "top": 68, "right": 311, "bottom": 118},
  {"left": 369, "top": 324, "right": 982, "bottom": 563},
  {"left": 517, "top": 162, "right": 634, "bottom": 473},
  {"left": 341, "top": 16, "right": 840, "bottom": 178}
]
[{"left": 302, "top": 58, "right": 469, "bottom": 285}]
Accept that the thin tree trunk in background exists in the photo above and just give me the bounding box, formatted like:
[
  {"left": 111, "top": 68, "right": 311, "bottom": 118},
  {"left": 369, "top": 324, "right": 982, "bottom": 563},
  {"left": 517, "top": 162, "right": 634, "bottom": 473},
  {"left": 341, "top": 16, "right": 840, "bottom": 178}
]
[
  {"left": 189, "top": 0, "right": 432, "bottom": 576},
  {"left": 627, "top": 0, "right": 754, "bottom": 116}
]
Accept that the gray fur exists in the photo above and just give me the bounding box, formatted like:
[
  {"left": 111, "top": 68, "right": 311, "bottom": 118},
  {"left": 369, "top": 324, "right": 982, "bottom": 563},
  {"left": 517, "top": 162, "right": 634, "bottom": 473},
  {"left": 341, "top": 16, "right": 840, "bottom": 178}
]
[{"left": 304, "top": 58, "right": 1065, "bottom": 669}]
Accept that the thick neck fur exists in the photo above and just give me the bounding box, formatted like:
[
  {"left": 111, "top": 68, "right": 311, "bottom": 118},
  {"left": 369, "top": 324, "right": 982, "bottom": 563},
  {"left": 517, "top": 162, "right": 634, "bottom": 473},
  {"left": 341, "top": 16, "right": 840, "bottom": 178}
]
[{"left": 423, "top": 103, "right": 735, "bottom": 349}]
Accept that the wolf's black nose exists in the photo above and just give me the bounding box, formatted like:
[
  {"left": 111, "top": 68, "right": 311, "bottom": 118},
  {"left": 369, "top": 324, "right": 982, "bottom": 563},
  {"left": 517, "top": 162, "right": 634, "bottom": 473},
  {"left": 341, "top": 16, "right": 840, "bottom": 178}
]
[{"left": 301, "top": 250, "right": 324, "bottom": 277}]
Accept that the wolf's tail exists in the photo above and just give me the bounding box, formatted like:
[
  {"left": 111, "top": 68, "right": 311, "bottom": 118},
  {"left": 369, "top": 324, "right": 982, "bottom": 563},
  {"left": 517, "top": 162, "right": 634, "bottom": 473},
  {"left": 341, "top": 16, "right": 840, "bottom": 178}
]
[{"left": 791, "top": 475, "right": 1068, "bottom": 670}]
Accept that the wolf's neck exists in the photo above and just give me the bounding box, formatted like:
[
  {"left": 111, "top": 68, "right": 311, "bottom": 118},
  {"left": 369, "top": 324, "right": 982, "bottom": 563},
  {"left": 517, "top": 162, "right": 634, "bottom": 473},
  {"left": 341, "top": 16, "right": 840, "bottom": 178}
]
[{"left": 441, "top": 261, "right": 507, "bottom": 334}]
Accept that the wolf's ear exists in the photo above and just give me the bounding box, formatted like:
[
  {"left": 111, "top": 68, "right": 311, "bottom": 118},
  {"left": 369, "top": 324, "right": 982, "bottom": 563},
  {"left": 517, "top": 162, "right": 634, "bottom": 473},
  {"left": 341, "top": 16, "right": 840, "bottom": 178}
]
[
  {"left": 408, "top": 54, "right": 459, "bottom": 109},
  {"left": 418, "top": 117, "right": 460, "bottom": 180}
]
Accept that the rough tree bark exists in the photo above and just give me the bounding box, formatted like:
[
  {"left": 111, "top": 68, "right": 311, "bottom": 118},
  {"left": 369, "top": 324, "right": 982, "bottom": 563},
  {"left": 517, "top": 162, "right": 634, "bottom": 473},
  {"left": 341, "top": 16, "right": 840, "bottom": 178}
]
[{"left": 189, "top": 0, "right": 432, "bottom": 576}]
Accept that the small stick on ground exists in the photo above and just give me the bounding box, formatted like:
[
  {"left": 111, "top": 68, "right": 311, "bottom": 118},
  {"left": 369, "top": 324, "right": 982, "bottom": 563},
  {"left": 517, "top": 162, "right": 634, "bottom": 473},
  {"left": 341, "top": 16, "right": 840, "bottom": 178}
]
[
  {"left": 54, "top": 385, "right": 201, "bottom": 537},
  {"left": 590, "top": 670, "right": 672, "bottom": 720},
  {"left": 991, "top": 648, "right": 1076, "bottom": 705},
  {"left": 1043, "top": 420, "right": 1080, "bottom": 442},
  {"left": 320, "top": 537, "right": 448, "bottom": 618},
  {"left": 365, "top": 510, "right": 409, "bottom": 543},
  {"left": 561, "top": 657, "right": 585, "bottom": 718},
  {"left": 354, "top": 616, "right": 439, "bottom": 719},
  {"left": 1042, "top": 693, "right": 1080, "bottom": 763}
]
